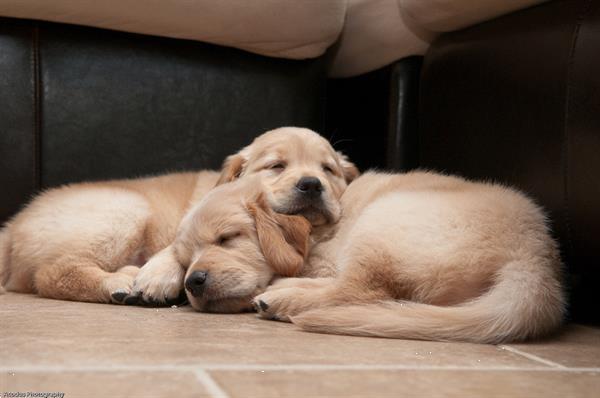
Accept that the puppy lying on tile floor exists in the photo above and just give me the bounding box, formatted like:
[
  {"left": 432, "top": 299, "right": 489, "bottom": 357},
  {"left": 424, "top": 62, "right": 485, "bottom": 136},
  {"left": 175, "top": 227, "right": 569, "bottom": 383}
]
[
  {"left": 0, "top": 127, "right": 355, "bottom": 305},
  {"left": 174, "top": 129, "right": 565, "bottom": 343},
  {"left": 1, "top": 126, "right": 564, "bottom": 343}
]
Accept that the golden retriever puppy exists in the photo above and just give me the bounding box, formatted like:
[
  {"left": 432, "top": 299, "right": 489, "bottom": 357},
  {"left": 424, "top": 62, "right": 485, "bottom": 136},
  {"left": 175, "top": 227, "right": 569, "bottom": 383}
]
[
  {"left": 175, "top": 172, "right": 565, "bottom": 343},
  {"left": 0, "top": 127, "right": 356, "bottom": 305},
  {"left": 132, "top": 126, "right": 357, "bottom": 304},
  {"left": 173, "top": 177, "right": 312, "bottom": 313},
  {"left": 217, "top": 127, "right": 358, "bottom": 226},
  {"left": 0, "top": 171, "right": 218, "bottom": 304},
  {"left": 178, "top": 127, "right": 565, "bottom": 343},
  {"left": 253, "top": 171, "right": 566, "bottom": 343}
]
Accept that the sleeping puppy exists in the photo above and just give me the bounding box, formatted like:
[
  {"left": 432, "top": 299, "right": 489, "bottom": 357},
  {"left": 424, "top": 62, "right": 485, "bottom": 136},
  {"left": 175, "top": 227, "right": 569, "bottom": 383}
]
[
  {"left": 0, "top": 127, "right": 356, "bottom": 305},
  {"left": 165, "top": 127, "right": 359, "bottom": 311},
  {"left": 216, "top": 126, "right": 358, "bottom": 226},
  {"left": 184, "top": 128, "right": 565, "bottom": 343},
  {"left": 0, "top": 171, "right": 218, "bottom": 304},
  {"left": 173, "top": 177, "right": 312, "bottom": 313},
  {"left": 130, "top": 126, "right": 357, "bottom": 303},
  {"left": 252, "top": 171, "right": 566, "bottom": 343}
]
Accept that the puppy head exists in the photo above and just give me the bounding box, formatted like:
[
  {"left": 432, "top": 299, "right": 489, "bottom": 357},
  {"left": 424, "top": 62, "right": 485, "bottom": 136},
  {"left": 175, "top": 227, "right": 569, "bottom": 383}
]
[
  {"left": 174, "top": 177, "right": 311, "bottom": 313},
  {"left": 217, "top": 127, "right": 359, "bottom": 226}
]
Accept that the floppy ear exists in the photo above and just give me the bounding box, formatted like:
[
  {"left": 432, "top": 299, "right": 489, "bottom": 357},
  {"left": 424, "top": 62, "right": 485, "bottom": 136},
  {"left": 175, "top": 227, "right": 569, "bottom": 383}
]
[
  {"left": 337, "top": 151, "right": 360, "bottom": 183},
  {"left": 216, "top": 153, "right": 246, "bottom": 185},
  {"left": 247, "top": 195, "right": 312, "bottom": 277}
]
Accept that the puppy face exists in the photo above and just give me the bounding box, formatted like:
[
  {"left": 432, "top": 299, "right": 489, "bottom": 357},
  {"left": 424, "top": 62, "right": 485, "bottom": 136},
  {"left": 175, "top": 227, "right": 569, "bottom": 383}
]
[
  {"left": 217, "top": 127, "right": 358, "bottom": 226},
  {"left": 174, "top": 177, "right": 311, "bottom": 313}
]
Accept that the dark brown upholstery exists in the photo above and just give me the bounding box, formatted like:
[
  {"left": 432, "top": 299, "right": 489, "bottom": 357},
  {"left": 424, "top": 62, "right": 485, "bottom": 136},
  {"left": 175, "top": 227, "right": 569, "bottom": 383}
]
[
  {"left": 418, "top": 0, "right": 600, "bottom": 323},
  {"left": 0, "top": 18, "right": 328, "bottom": 223}
]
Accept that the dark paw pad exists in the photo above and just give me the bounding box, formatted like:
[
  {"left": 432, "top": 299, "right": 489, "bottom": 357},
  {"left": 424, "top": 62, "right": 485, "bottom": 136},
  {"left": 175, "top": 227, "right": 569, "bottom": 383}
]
[
  {"left": 141, "top": 296, "right": 160, "bottom": 307},
  {"left": 124, "top": 295, "right": 141, "bottom": 306},
  {"left": 165, "top": 290, "right": 188, "bottom": 306},
  {"left": 111, "top": 290, "right": 129, "bottom": 303}
]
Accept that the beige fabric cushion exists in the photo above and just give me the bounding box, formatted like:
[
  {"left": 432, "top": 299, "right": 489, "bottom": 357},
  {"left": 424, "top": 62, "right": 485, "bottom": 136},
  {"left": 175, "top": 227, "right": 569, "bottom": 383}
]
[
  {"left": 329, "top": 0, "right": 436, "bottom": 78},
  {"left": 0, "top": 0, "right": 346, "bottom": 59},
  {"left": 330, "top": 0, "right": 434, "bottom": 77},
  {"left": 329, "top": 0, "right": 549, "bottom": 77},
  {"left": 0, "top": 0, "right": 551, "bottom": 77},
  {"left": 400, "top": 0, "right": 549, "bottom": 32}
]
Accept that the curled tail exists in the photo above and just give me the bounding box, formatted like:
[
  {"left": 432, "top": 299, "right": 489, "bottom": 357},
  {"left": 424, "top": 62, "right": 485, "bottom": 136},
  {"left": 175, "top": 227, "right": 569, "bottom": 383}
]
[
  {"left": 0, "top": 227, "right": 11, "bottom": 294},
  {"left": 291, "top": 260, "right": 566, "bottom": 343}
]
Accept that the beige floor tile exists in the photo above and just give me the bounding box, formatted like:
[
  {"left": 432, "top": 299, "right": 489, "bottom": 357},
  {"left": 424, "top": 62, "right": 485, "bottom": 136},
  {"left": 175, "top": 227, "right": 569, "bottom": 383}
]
[
  {"left": 0, "top": 371, "right": 208, "bottom": 398},
  {"left": 508, "top": 325, "right": 600, "bottom": 368},
  {"left": 0, "top": 293, "right": 539, "bottom": 368},
  {"left": 211, "top": 369, "right": 600, "bottom": 398}
]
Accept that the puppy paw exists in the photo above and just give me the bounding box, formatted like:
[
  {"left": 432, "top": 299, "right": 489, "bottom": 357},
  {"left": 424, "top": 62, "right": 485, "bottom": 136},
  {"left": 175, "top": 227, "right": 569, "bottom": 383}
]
[
  {"left": 131, "top": 251, "right": 186, "bottom": 305},
  {"left": 253, "top": 287, "right": 311, "bottom": 322},
  {"left": 110, "top": 289, "right": 129, "bottom": 303},
  {"left": 103, "top": 273, "right": 136, "bottom": 304}
]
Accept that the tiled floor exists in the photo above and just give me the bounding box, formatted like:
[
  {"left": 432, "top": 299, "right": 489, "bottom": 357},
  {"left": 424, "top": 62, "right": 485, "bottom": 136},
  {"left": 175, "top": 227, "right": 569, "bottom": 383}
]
[{"left": 1, "top": 293, "right": 599, "bottom": 398}]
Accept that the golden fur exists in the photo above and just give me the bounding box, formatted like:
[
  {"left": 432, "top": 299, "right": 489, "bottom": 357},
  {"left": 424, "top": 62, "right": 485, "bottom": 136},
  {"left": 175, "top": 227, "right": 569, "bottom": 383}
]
[
  {"left": 173, "top": 127, "right": 357, "bottom": 312},
  {"left": 0, "top": 171, "right": 218, "bottom": 303},
  {"left": 178, "top": 129, "right": 565, "bottom": 343},
  {"left": 0, "top": 126, "right": 566, "bottom": 343},
  {"left": 0, "top": 126, "right": 354, "bottom": 305},
  {"left": 254, "top": 171, "right": 565, "bottom": 343},
  {"left": 173, "top": 179, "right": 313, "bottom": 313},
  {"left": 217, "top": 127, "right": 358, "bottom": 226}
]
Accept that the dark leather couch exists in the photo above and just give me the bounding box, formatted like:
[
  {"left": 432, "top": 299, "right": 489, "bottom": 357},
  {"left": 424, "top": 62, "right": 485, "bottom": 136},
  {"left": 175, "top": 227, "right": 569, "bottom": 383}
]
[
  {"left": 327, "top": 0, "right": 599, "bottom": 324},
  {"left": 418, "top": 0, "right": 600, "bottom": 324},
  {"left": 1, "top": 0, "right": 598, "bottom": 323},
  {"left": 0, "top": 18, "right": 328, "bottom": 224}
]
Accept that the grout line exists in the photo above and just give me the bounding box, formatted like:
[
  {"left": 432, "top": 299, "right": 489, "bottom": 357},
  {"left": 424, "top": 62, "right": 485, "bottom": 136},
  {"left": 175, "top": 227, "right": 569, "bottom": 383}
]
[
  {"left": 498, "top": 346, "right": 567, "bottom": 369},
  {"left": 194, "top": 369, "right": 230, "bottom": 398},
  {"left": 2, "top": 364, "right": 598, "bottom": 373}
]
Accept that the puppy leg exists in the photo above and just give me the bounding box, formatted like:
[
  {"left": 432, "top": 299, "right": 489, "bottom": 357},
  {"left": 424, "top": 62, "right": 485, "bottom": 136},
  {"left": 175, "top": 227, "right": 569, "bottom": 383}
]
[
  {"left": 108, "top": 266, "right": 142, "bottom": 303},
  {"left": 34, "top": 257, "right": 136, "bottom": 303},
  {"left": 253, "top": 277, "right": 334, "bottom": 318},
  {"left": 268, "top": 277, "right": 332, "bottom": 291},
  {"left": 254, "top": 280, "right": 390, "bottom": 322},
  {"left": 117, "top": 265, "right": 140, "bottom": 278},
  {"left": 131, "top": 245, "right": 186, "bottom": 305},
  {"left": 254, "top": 285, "right": 338, "bottom": 321},
  {"left": 254, "top": 253, "right": 402, "bottom": 321}
]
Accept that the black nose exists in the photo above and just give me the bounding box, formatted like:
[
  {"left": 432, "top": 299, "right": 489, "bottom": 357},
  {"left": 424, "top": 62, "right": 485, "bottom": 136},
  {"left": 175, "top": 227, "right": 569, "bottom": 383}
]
[
  {"left": 295, "top": 176, "right": 323, "bottom": 196},
  {"left": 185, "top": 271, "right": 208, "bottom": 297}
]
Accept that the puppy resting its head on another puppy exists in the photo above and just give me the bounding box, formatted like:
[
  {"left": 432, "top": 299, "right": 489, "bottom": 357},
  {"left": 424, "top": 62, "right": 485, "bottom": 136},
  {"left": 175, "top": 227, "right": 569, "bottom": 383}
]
[{"left": 175, "top": 127, "right": 357, "bottom": 312}]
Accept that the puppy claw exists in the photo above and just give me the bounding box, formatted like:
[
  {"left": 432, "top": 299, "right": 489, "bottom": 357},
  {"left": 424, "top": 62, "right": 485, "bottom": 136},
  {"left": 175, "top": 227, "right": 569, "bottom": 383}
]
[{"left": 258, "top": 300, "right": 269, "bottom": 311}]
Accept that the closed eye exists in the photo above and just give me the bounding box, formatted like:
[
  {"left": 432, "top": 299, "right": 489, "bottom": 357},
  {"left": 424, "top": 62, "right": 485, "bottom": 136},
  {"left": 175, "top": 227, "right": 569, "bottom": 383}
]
[
  {"left": 216, "top": 232, "right": 241, "bottom": 246},
  {"left": 266, "top": 162, "right": 286, "bottom": 172},
  {"left": 322, "top": 164, "right": 335, "bottom": 174}
]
